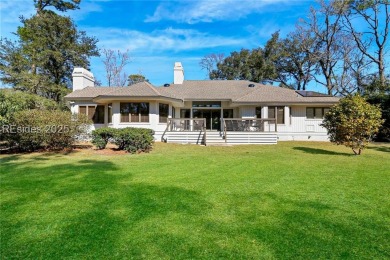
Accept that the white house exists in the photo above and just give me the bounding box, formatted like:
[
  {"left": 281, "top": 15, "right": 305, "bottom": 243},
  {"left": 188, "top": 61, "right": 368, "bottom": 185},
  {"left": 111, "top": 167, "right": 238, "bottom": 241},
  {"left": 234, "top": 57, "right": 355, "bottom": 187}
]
[{"left": 65, "top": 62, "right": 339, "bottom": 145}]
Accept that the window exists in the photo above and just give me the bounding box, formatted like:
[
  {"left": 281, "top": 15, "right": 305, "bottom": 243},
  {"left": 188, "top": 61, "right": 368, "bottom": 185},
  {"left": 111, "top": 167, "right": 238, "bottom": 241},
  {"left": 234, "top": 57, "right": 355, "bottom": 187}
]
[
  {"left": 223, "top": 109, "right": 234, "bottom": 118},
  {"left": 159, "top": 103, "right": 169, "bottom": 123},
  {"left": 192, "top": 109, "right": 202, "bottom": 118},
  {"left": 255, "top": 107, "right": 262, "bottom": 118},
  {"left": 79, "top": 105, "right": 104, "bottom": 124},
  {"left": 268, "top": 106, "right": 285, "bottom": 124},
  {"left": 172, "top": 107, "right": 176, "bottom": 118},
  {"left": 93, "top": 105, "right": 105, "bottom": 124},
  {"left": 192, "top": 101, "right": 221, "bottom": 108},
  {"left": 79, "top": 106, "right": 87, "bottom": 115},
  {"left": 306, "top": 107, "right": 330, "bottom": 119},
  {"left": 180, "top": 109, "right": 190, "bottom": 118},
  {"left": 120, "top": 102, "right": 149, "bottom": 123}
]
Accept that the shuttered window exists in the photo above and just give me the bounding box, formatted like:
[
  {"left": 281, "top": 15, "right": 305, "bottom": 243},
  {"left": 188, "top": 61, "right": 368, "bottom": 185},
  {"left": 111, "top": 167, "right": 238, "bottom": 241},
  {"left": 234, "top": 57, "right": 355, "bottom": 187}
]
[
  {"left": 268, "top": 107, "right": 284, "bottom": 124},
  {"left": 255, "top": 107, "right": 262, "bottom": 118},
  {"left": 306, "top": 107, "right": 330, "bottom": 119},
  {"left": 79, "top": 105, "right": 104, "bottom": 124},
  {"left": 120, "top": 102, "right": 149, "bottom": 123},
  {"left": 159, "top": 103, "right": 169, "bottom": 123}
]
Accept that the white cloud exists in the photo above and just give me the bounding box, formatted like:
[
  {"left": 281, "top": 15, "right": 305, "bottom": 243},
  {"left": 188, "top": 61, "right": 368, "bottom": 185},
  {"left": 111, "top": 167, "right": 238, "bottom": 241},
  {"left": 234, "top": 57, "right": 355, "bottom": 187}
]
[
  {"left": 85, "top": 27, "right": 248, "bottom": 85},
  {"left": 90, "top": 54, "right": 208, "bottom": 86},
  {"left": 145, "top": 0, "right": 293, "bottom": 24},
  {"left": 85, "top": 27, "right": 246, "bottom": 53}
]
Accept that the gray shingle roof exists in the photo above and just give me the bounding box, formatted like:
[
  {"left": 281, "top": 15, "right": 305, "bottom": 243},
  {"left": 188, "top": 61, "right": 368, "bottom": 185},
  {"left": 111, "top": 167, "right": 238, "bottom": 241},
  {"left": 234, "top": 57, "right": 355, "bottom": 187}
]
[
  {"left": 158, "top": 80, "right": 259, "bottom": 101},
  {"left": 65, "top": 86, "right": 121, "bottom": 99},
  {"left": 99, "top": 82, "right": 161, "bottom": 97},
  {"left": 235, "top": 85, "right": 340, "bottom": 103},
  {"left": 65, "top": 80, "right": 339, "bottom": 104}
]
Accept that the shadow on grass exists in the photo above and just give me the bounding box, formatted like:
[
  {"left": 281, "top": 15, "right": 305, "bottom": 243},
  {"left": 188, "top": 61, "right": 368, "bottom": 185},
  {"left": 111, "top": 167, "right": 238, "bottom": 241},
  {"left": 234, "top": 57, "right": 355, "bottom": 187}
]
[
  {"left": 367, "top": 145, "right": 390, "bottom": 153},
  {"left": 2, "top": 153, "right": 388, "bottom": 259},
  {"left": 0, "top": 156, "right": 212, "bottom": 259},
  {"left": 228, "top": 192, "right": 389, "bottom": 259},
  {"left": 293, "top": 146, "right": 352, "bottom": 156}
]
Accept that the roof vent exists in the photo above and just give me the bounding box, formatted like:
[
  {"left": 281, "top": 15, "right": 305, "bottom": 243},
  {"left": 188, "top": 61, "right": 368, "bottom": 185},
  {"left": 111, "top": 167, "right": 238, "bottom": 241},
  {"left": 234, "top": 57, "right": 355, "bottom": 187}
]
[
  {"left": 248, "top": 84, "right": 255, "bottom": 88},
  {"left": 164, "top": 83, "right": 170, "bottom": 87}
]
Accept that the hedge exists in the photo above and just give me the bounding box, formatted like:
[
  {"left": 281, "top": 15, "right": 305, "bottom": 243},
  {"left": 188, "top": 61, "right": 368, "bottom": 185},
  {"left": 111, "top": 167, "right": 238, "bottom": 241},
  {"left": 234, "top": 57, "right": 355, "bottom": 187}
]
[
  {"left": 3, "top": 109, "right": 90, "bottom": 151},
  {"left": 91, "top": 127, "right": 117, "bottom": 149},
  {"left": 92, "top": 127, "right": 154, "bottom": 154}
]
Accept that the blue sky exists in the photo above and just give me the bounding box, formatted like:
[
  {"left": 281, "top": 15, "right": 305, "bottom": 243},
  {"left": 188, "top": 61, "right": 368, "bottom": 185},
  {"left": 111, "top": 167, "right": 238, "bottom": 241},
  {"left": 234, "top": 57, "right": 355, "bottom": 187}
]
[{"left": 1, "top": 0, "right": 318, "bottom": 86}]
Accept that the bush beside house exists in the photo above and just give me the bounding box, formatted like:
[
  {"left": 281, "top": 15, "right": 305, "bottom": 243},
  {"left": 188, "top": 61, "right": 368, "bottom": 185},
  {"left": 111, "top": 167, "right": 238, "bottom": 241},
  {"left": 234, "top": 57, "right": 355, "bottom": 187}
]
[
  {"left": 0, "top": 90, "right": 59, "bottom": 130},
  {"left": 321, "top": 94, "right": 384, "bottom": 155},
  {"left": 91, "top": 127, "right": 116, "bottom": 149},
  {"left": 3, "top": 110, "right": 90, "bottom": 151},
  {"left": 92, "top": 127, "right": 154, "bottom": 154}
]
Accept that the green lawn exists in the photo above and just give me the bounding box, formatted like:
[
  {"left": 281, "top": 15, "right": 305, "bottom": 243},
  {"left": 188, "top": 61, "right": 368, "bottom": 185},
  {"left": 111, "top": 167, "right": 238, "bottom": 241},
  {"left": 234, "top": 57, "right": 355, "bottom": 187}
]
[{"left": 1, "top": 142, "right": 389, "bottom": 259}]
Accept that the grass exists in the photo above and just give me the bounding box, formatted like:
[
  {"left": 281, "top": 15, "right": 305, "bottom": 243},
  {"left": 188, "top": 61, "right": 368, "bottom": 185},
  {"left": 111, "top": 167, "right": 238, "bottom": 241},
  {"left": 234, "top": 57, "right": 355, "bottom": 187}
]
[{"left": 1, "top": 141, "right": 389, "bottom": 259}]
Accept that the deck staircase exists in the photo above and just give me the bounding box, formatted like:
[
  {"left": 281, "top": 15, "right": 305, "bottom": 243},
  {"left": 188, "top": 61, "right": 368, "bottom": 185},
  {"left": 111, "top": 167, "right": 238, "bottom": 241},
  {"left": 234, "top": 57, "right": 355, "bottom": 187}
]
[
  {"left": 164, "top": 131, "right": 277, "bottom": 145},
  {"left": 162, "top": 118, "right": 278, "bottom": 145}
]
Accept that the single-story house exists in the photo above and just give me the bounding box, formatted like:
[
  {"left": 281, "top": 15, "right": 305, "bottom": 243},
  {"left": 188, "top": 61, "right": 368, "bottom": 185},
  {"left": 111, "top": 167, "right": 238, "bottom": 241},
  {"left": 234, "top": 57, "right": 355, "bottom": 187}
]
[{"left": 65, "top": 62, "right": 339, "bottom": 145}]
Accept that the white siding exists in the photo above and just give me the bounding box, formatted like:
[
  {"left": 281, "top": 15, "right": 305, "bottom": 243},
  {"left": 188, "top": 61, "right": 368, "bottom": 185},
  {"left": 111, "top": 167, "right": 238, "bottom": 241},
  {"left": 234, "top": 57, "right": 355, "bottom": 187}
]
[
  {"left": 71, "top": 101, "right": 332, "bottom": 142},
  {"left": 277, "top": 106, "right": 329, "bottom": 141},
  {"left": 240, "top": 106, "right": 256, "bottom": 118}
]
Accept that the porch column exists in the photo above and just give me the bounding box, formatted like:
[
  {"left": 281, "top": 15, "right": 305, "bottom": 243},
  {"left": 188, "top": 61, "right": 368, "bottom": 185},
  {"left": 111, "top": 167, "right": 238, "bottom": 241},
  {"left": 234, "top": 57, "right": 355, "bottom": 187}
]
[
  {"left": 104, "top": 104, "right": 108, "bottom": 126},
  {"left": 112, "top": 102, "right": 120, "bottom": 127},
  {"left": 284, "top": 106, "right": 290, "bottom": 125},
  {"left": 262, "top": 106, "right": 268, "bottom": 119}
]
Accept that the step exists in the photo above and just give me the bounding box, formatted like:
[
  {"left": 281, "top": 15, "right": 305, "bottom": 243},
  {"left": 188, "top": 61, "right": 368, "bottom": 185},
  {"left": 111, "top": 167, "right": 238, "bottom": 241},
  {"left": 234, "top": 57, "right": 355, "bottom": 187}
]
[{"left": 164, "top": 131, "right": 278, "bottom": 145}]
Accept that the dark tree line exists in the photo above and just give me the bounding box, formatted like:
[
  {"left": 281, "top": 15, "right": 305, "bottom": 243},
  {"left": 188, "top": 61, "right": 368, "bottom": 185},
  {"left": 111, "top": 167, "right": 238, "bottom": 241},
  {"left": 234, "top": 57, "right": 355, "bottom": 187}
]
[{"left": 201, "top": 0, "right": 389, "bottom": 96}]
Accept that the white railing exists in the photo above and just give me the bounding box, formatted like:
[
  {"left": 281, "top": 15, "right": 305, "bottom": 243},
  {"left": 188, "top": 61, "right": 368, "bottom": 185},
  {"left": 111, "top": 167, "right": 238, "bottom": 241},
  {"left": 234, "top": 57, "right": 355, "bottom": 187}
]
[
  {"left": 161, "top": 118, "right": 207, "bottom": 145},
  {"left": 166, "top": 118, "right": 206, "bottom": 132},
  {"left": 222, "top": 118, "right": 277, "bottom": 143}
]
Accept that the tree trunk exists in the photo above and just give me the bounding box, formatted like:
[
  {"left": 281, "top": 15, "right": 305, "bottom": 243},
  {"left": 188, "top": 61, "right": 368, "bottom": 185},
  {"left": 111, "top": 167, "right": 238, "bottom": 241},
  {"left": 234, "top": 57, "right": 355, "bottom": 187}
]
[{"left": 378, "top": 49, "right": 386, "bottom": 88}]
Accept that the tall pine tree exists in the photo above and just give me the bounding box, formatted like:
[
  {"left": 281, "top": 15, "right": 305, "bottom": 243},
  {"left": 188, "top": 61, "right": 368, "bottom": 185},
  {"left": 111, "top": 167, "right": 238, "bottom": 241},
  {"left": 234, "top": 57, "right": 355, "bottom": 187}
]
[{"left": 0, "top": 0, "right": 98, "bottom": 103}]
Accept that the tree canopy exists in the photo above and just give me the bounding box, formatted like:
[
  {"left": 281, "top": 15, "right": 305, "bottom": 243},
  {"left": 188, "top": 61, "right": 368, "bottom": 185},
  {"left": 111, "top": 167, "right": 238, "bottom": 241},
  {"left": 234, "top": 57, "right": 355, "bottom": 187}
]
[
  {"left": 209, "top": 48, "right": 276, "bottom": 84},
  {"left": 128, "top": 74, "right": 148, "bottom": 86},
  {"left": 201, "top": 0, "right": 389, "bottom": 96},
  {"left": 34, "top": 0, "right": 80, "bottom": 13},
  {"left": 101, "top": 49, "right": 131, "bottom": 87},
  {"left": 0, "top": 1, "right": 98, "bottom": 103}
]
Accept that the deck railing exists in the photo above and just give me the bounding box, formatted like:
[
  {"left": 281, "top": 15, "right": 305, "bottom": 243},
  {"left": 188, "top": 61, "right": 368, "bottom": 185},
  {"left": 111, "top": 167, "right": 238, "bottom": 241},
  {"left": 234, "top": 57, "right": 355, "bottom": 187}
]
[
  {"left": 222, "top": 118, "right": 277, "bottom": 143},
  {"left": 161, "top": 118, "right": 207, "bottom": 145}
]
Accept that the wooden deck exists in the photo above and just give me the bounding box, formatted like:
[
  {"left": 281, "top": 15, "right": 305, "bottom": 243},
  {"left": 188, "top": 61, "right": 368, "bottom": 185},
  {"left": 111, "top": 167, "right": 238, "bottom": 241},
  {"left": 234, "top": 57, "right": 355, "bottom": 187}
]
[{"left": 164, "top": 131, "right": 277, "bottom": 145}]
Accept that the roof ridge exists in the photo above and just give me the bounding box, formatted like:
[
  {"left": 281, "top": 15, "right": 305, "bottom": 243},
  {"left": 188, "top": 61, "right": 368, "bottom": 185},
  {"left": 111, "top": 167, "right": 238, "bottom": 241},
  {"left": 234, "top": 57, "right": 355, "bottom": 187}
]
[
  {"left": 184, "top": 79, "right": 253, "bottom": 82},
  {"left": 144, "top": 81, "right": 161, "bottom": 96}
]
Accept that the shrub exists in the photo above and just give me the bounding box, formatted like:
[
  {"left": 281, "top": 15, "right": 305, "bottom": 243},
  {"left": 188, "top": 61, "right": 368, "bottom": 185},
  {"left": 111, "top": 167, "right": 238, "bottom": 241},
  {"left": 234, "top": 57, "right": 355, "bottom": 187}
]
[
  {"left": 0, "top": 90, "right": 58, "bottom": 141},
  {"left": 113, "top": 127, "right": 154, "bottom": 154},
  {"left": 0, "top": 90, "right": 58, "bottom": 125},
  {"left": 321, "top": 94, "right": 384, "bottom": 155},
  {"left": 4, "top": 109, "right": 90, "bottom": 151},
  {"left": 91, "top": 127, "right": 117, "bottom": 149}
]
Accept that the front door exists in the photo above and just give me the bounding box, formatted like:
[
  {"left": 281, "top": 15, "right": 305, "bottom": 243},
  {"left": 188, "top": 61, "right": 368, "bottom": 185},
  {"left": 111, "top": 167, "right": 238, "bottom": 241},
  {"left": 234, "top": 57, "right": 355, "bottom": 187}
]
[{"left": 193, "top": 109, "right": 221, "bottom": 130}]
